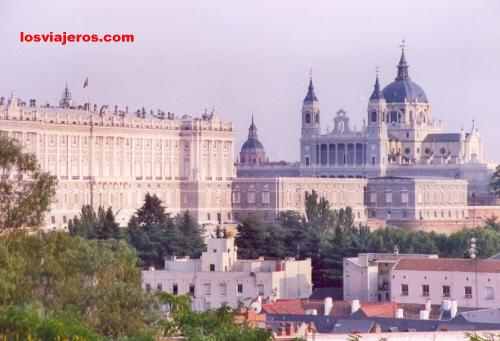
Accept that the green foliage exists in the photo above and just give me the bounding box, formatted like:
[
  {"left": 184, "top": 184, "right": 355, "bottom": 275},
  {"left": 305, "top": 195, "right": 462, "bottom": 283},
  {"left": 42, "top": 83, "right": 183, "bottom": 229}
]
[
  {"left": 69, "top": 205, "right": 121, "bottom": 240},
  {"left": 0, "top": 304, "right": 104, "bottom": 341},
  {"left": 490, "top": 164, "right": 500, "bottom": 198},
  {"left": 236, "top": 190, "right": 500, "bottom": 286},
  {"left": 0, "top": 135, "right": 57, "bottom": 230},
  {"left": 127, "top": 195, "right": 205, "bottom": 268},
  {"left": 0, "top": 232, "right": 153, "bottom": 338},
  {"left": 156, "top": 295, "right": 272, "bottom": 341}
]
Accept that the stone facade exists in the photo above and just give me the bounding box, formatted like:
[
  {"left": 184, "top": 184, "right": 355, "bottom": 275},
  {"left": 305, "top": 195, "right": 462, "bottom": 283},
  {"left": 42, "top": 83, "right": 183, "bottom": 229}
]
[
  {"left": 232, "top": 177, "right": 367, "bottom": 223},
  {"left": 236, "top": 47, "right": 497, "bottom": 207},
  {"left": 141, "top": 236, "right": 312, "bottom": 311},
  {"left": 343, "top": 252, "right": 439, "bottom": 303},
  {"left": 0, "top": 93, "right": 234, "bottom": 229},
  {"left": 366, "top": 176, "right": 469, "bottom": 227},
  {"left": 391, "top": 258, "right": 500, "bottom": 309}
]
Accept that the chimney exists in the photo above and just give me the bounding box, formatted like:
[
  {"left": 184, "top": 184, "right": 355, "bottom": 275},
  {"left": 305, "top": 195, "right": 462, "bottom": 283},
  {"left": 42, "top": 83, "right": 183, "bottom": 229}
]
[
  {"left": 450, "top": 300, "right": 458, "bottom": 319},
  {"left": 351, "top": 299, "right": 361, "bottom": 314},
  {"left": 419, "top": 310, "right": 430, "bottom": 320},
  {"left": 324, "top": 297, "right": 333, "bottom": 316},
  {"left": 395, "top": 308, "right": 404, "bottom": 319},
  {"left": 425, "top": 299, "right": 432, "bottom": 312}
]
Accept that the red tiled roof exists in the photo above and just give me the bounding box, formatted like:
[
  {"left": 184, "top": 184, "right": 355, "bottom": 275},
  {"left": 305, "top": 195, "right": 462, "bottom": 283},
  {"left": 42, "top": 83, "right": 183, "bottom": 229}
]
[
  {"left": 261, "top": 299, "right": 324, "bottom": 315},
  {"left": 262, "top": 299, "right": 395, "bottom": 318},
  {"left": 359, "top": 302, "right": 398, "bottom": 318},
  {"left": 394, "top": 258, "right": 500, "bottom": 273}
]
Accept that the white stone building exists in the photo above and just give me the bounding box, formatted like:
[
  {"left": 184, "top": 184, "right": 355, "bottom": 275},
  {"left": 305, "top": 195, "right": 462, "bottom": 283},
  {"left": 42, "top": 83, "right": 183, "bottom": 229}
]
[
  {"left": 237, "top": 46, "right": 497, "bottom": 207},
  {"left": 232, "top": 176, "right": 368, "bottom": 223},
  {"left": 343, "top": 252, "right": 439, "bottom": 303},
  {"left": 0, "top": 91, "right": 234, "bottom": 229},
  {"left": 142, "top": 236, "right": 312, "bottom": 311},
  {"left": 391, "top": 258, "right": 500, "bottom": 309}
]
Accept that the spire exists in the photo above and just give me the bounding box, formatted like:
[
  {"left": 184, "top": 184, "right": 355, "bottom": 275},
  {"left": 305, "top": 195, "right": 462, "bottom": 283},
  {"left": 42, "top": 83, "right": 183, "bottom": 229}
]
[
  {"left": 248, "top": 114, "right": 258, "bottom": 139},
  {"left": 396, "top": 40, "right": 410, "bottom": 81},
  {"left": 369, "top": 68, "right": 383, "bottom": 100},
  {"left": 304, "top": 73, "right": 318, "bottom": 102},
  {"left": 60, "top": 82, "right": 72, "bottom": 108}
]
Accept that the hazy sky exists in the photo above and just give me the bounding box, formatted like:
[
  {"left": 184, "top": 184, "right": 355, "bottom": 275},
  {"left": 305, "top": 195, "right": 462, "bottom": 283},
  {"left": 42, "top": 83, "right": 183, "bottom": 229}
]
[{"left": 1, "top": 0, "right": 499, "bottom": 162}]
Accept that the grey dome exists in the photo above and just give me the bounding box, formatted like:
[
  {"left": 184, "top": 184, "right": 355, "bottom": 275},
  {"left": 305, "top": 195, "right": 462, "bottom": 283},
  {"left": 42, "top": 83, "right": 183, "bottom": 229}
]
[
  {"left": 241, "top": 138, "right": 264, "bottom": 150},
  {"left": 382, "top": 79, "right": 428, "bottom": 103},
  {"left": 382, "top": 47, "right": 428, "bottom": 104}
]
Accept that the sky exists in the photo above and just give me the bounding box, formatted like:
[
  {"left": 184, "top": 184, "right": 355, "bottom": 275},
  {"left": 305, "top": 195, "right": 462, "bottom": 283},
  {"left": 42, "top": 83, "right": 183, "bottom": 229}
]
[{"left": 1, "top": 0, "right": 499, "bottom": 162}]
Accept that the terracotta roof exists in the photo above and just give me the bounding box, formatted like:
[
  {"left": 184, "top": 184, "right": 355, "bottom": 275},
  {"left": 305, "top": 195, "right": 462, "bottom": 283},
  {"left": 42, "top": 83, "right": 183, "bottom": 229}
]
[
  {"left": 262, "top": 299, "right": 325, "bottom": 315},
  {"left": 394, "top": 258, "right": 500, "bottom": 273},
  {"left": 359, "top": 302, "right": 398, "bottom": 318},
  {"left": 262, "top": 299, "right": 395, "bottom": 319}
]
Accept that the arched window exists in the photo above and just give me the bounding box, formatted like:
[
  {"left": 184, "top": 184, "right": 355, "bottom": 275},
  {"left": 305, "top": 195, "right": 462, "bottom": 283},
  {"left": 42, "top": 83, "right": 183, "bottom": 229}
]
[
  {"left": 315, "top": 113, "right": 320, "bottom": 123},
  {"left": 305, "top": 113, "right": 311, "bottom": 124},
  {"left": 371, "top": 111, "right": 377, "bottom": 123}
]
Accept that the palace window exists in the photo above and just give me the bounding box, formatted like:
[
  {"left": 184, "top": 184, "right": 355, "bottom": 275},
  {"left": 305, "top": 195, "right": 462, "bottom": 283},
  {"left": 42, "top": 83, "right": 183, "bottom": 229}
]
[
  {"left": 385, "top": 190, "right": 392, "bottom": 204},
  {"left": 401, "top": 190, "right": 409, "bottom": 204},
  {"left": 443, "top": 285, "right": 451, "bottom": 298},
  {"left": 262, "top": 191, "right": 270, "bottom": 204},
  {"left": 173, "top": 283, "right": 178, "bottom": 295},
  {"left": 401, "top": 284, "right": 409, "bottom": 296},
  {"left": 237, "top": 284, "right": 243, "bottom": 295},
  {"left": 232, "top": 191, "right": 240, "bottom": 204},
  {"left": 422, "top": 285, "right": 430, "bottom": 297},
  {"left": 247, "top": 191, "right": 256, "bottom": 204},
  {"left": 465, "top": 286, "right": 472, "bottom": 299}
]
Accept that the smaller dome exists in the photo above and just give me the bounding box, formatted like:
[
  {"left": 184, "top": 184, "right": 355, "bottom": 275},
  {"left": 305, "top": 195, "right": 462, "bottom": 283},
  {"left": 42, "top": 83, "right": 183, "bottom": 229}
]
[{"left": 242, "top": 138, "right": 264, "bottom": 151}]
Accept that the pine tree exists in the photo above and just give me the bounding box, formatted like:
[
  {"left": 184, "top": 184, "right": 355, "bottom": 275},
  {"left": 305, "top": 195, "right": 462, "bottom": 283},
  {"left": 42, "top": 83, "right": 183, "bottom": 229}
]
[
  {"left": 135, "top": 193, "right": 168, "bottom": 228},
  {"left": 175, "top": 211, "right": 205, "bottom": 258}
]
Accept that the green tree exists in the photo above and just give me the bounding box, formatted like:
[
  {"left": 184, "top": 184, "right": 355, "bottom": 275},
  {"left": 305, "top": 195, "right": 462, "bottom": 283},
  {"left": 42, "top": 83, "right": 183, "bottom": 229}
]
[
  {"left": 0, "top": 232, "right": 153, "bottom": 338},
  {"left": 490, "top": 164, "right": 500, "bottom": 199},
  {"left": 174, "top": 211, "right": 205, "bottom": 258},
  {"left": 135, "top": 193, "right": 169, "bottom": 227},
  {"left": 236, "top": 217, "right": 270, "bottom": 259},
  {"left": 127, "top": 194, "right": 179, "bottom": 267},
  {"left": 0, "top": 135, "right": 57, "bottom": 230},
  {"left": 69, "top": 205, "right": 121, "bottom": 240}
]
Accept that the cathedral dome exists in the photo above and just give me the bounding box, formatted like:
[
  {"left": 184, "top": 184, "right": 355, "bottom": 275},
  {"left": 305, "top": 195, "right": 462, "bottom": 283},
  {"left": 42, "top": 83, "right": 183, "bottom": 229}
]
[
  {"left": 382, "top": 47, "right": 428, "bottom": 104},
  {"left": 382, "top": 79, "right": 428, "bottom": 103},
  {"left": 240, "top": 116, "right": 267, "bottom": 165},
  {"left": 241, "top": 138, "right": 264, "bottom": 151}
]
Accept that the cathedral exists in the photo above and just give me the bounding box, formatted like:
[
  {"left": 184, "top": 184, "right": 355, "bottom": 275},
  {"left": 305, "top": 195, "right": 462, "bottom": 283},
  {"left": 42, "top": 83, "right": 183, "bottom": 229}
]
[{"left": 238, "top": 46, "right": 495, "bottom": 206}]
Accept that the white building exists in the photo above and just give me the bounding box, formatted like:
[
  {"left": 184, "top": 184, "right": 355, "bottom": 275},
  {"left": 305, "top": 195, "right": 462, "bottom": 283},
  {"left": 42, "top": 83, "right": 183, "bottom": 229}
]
[
  {"left": 343, "top": 252, "right": 439, "bottom": 302},
  {"left": 391, "top": 258, "right": 500, "bottom": 309},
  {"left": 142, "top": 236, "right": 312, "bottom": 311},
  {"left": 0, "top": 91, "right": 234, "bottom": 229}
]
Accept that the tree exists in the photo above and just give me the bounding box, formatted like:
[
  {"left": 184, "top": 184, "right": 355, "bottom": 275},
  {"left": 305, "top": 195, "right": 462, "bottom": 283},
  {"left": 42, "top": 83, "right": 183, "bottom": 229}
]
[
  {"left": 174, "top": 211, "right": 205, "bottom": 258},
  {"left": 135, "top": 193, "right": 169, "bottom": 227},
  {"left": 236, "top": 218, "right": 270, "bottom": 259},
  {"left": 490, "top": 164, "right": 500, "bottom": 199},
  {"left": 127, "top": 194, "right": 186, "bottom": 268},
  {"left": 0, "top": 135, "right": 57, "bottom": 230},
  {"left": 0, "top": 232, "right": 153, "bottom": 338},
  {"left": 68, "top": 205, "right": 121, "bottom": 240}
]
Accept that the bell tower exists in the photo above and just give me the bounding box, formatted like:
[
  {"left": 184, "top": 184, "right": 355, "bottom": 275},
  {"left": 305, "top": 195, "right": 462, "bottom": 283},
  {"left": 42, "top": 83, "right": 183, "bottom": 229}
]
[
  {"left": 366, "top": 71, "right": 388, "bottom": 176},
  {"left": 301, "top": 76, "right": 320, "bottom": 138}
]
